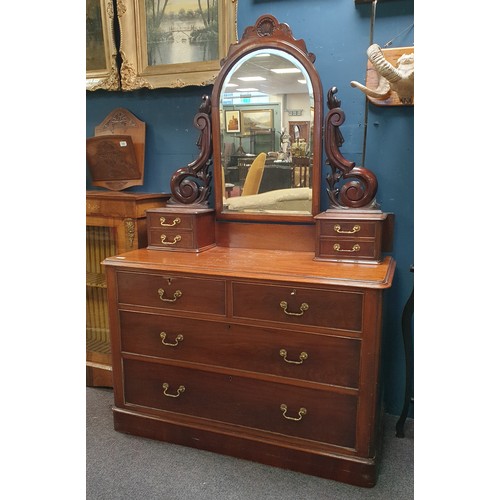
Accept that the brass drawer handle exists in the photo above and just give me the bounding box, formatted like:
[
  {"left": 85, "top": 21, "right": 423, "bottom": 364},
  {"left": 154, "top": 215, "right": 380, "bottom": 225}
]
[
  {"left": 334, "top": 224, "right": 360, "bottom": 234},
  {"left": 279, "top": 349, "right": 308, "bottom": 364},
  {"left": 333, "top": 243, "right": 361, "bottom": 253},
  {"left": 160, "top": 332, "right": 184, "bottom": 347},
  {"left": 161, "top": 234, "right": 182, "bottom": 245},
  {"left": 162, "top": 382, "right": 185, "bottom": 398},
  {"left": 160, "top": 216, "right": 181, "bottom": 227},
  {"left": 280, "top": 404, "right": 307, "bottom": 421},
  {"left": 158, "top": 288, "right": 182, "bottom": 302},
  {"left": 280, "top": 301, "right": 309, "bottom": 316}
]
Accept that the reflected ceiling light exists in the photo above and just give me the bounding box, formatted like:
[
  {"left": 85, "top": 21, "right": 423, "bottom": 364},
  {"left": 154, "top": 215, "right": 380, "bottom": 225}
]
[
  {"left": 297, "top": 79, "right": 307, "bottom": 84},
  {"left": 236, "top": 88, "right": 259, "bottom": 92},
  {"left": 255, "top": 53, "right": 271, "bottom": 57},
  {"left": 225, "top": 83, "right": 238, "bottom": 87},
  {"left": 270, "top": 68, "right": 301, "bottom": 74},
  {"left": 237, "top": 76, "right": 266, "bottom": 81}
]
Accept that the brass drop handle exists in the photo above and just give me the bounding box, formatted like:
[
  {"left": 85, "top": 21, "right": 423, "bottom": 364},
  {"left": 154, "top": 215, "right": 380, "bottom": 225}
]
[
  {"left": 280, "top": 404, "right": 307, "bottom": 421},
  {"left": 162, "top": 382, "right": 185, "bottom": 398},
  {"left": 160, "top": 332, "right": 184, "bottom": 347},
  {"left": 158, "top": 288, "right": 182, "bottom": 302},
  {"left": 161, "top": 234, "right": 182, "bottom": 245},
  {"left": 333, "top": 243, "right": 361, "bottom": 253},
  {"left": 280, "top": 301, "right": 309, "bottom": 316},
  {"left": 160, "top": 217, "right": 181, "bottom": 227},
  {"left": 279, "top": 349, "right": 308, "bottom": 365},
  {"left": 334, "top": 224, "right": 360, "bottom": 234}
]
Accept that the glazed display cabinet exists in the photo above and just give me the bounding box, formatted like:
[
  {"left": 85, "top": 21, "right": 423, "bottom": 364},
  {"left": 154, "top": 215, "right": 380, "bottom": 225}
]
[{"left": 86, "top": 191, "right": 170, "bottom": 387}]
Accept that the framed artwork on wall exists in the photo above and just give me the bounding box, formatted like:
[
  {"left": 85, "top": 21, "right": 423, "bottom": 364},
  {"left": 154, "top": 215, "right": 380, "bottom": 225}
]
[
  {"left": 118, "top": 0, "right": 238, "bottom": 90},
  {"left": 225, "top": 110, "right": 241, "bottom": 133},
  {"left": 86, "top": 0, "right": 120, "bottom": 91},
  {"left": 241, "top": 109, "right": 274, "bottom": 136}
]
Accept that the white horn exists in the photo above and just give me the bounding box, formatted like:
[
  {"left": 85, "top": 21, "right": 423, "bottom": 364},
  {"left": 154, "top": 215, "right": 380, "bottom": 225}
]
[{"left": 367, "top": 44, "right": 402, "bottom": 83}]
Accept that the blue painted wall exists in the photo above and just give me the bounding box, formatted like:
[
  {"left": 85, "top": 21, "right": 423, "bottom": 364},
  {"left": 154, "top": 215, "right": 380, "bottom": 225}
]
[{"left": 86, "top": 0, "right": 414, "bottom": 417}]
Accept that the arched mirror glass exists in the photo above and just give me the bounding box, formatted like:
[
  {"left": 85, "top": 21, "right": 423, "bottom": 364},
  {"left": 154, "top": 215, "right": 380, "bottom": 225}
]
[{"left": 212, "top": 16, "right": 323, "bottom": 223}]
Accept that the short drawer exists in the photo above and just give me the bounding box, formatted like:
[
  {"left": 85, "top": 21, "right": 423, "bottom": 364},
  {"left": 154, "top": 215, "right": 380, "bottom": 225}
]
[
  {"left": 148, "top": 229, "right": 194, "bottom": 250},
  {"left": 116, "top": 271, "right": 226, "bottom": 315},
  {"left": 119, "top": 311, "right": 361, "bottom": 388},
  {"left": 317, "top": 238, "right": 379, "bottom": 261},
  {"left": 318, "top": 220, "right": 377, "bottom": 238},
  {"left": 232, "top": 282, "right": 363, "bottom": 333},
  {"left": 123, "top": 358, "right": 358, "bottom": 449},
  {"left": 147, "top": 212, "right": 193, "bottom": 230}
]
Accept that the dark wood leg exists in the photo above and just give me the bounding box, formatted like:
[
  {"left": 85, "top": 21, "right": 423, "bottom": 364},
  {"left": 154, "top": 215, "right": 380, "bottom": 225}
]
[{"left": 396, "top": 265, "right": 414, "bottom": 438}]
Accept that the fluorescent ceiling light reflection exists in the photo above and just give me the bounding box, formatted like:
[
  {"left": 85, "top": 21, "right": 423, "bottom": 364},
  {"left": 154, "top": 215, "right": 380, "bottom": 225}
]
[
  {"left": 255, "top": 53, "right": 271, "bottom": 57},
  {"left": 225, "top": 83, "right": 238, "bottom": 87},
  {"left": 237, "top": 76, "right": 266, "bottom": 81},
  {"left": 236, "top": 88, "right": 259, "bottom": 92},
  {"left": 297, "top": 79, "right": 307, "bottom": 84},
  {"left": 270, "top": 68, "right": 301, "bottom": 74}
]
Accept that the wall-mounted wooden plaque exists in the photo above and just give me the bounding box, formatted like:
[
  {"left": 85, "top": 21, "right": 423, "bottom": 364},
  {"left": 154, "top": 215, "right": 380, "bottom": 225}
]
[{"left": 86, "top": 108, "right": 146, "bottom": 190}]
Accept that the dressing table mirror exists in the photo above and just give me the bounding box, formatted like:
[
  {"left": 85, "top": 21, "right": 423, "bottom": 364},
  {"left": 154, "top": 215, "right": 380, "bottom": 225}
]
[
  {"left": 104, "top": 15, "right": 395, "bottom": 488},
  {"left": 210, "top": 24, "right": 323, "bottom": 223}
]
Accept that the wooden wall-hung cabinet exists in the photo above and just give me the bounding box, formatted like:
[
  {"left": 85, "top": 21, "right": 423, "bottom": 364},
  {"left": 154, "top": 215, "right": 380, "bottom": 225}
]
[{"left": 86, "top": 191, "right": 170, "bottom": 387}]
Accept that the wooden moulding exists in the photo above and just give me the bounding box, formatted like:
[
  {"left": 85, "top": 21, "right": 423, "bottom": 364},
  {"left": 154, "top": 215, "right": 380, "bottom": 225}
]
[{"left": 86, "top": 108, "right": 146, "bottom": 191}]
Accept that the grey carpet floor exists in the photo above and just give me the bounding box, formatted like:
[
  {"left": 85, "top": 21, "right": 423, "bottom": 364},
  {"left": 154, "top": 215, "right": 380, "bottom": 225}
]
[{"left": 87, "top": 387, "right": 413, "bottom": 499}]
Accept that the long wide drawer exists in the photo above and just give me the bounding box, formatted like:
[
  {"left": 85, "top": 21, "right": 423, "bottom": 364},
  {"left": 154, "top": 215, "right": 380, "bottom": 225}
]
[
  {"left": 119, "top": 311, "right": 361, "bottom": 388},
  {"left": 122, "top": 358, "right": 357, "bottom": 449},
  {"left": 232, "top": 282, "right": 363, "bottom": 333},
  {"left": 115, "top": 271, "right": 226, "bottom": 315}
]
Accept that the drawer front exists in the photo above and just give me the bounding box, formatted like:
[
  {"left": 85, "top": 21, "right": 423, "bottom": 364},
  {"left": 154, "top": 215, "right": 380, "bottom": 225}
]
[
  {"left": 319, "top": 220, "right": 377, "bottom": 238},
  {"left": 148, "top": 229, "right": 194, "bottom": 249},
  {"left": 123, "top": 358, "right": 357, "bottom": 448},
  {"left": 317, "top": 238, "right": 378, "bottom": 261},
  {"left": 148, "top": 212, "right": 193, "bottom": 230},
  {"left": 232, "top": 282, "right": 363, "bottom": 333},
  {"left": 116, "top": 271, "right": 226, "bottom": 315},
  {"left": 120, "top": 311, "right": 361, "bottom": 388}
]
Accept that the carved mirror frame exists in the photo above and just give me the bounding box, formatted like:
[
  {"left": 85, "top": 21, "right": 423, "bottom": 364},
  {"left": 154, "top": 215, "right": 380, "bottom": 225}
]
[{"left": 211, "top": 15, "right": 323, "bottom": 224}]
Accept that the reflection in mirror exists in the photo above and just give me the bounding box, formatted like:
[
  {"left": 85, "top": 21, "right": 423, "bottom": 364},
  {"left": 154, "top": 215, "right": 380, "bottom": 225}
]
[{"left": 219, "top": 49, "right": 315, "bottom": 216}]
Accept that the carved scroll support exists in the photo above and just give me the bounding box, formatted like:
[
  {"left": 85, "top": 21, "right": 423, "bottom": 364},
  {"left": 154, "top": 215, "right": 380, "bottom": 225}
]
[
  {"left": 169, "top": 96, "right": 213, "bottom": 207},
  {"left": 324, "top": 88, "right": 378, "bottom": 209}
]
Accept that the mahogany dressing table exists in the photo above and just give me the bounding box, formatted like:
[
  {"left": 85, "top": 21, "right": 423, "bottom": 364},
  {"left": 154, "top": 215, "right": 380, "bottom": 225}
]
[{"left": 104, "top": 16, "right": 395, "bottom": 487}]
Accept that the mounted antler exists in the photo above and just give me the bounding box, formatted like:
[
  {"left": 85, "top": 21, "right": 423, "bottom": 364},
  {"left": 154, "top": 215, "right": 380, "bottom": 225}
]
[{"left": 350, "top": 44, "right": 414, "bottom": 105}]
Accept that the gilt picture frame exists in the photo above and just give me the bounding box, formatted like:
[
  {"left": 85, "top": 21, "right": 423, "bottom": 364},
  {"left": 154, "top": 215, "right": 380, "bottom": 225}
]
[
  {"left": 240, "top": 109, "right": 274, "bottom": 136},
  {"left": 118, "top": 0, "right": 238, "bottom": 90},
  {"left": 86, "top": 0, "right": 120, "bottom": 91}
]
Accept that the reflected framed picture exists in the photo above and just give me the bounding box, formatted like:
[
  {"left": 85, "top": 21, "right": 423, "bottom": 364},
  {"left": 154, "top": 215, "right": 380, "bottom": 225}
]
[
  {"left": 241, "top": 109, "right": 274, "bottom": 135},
  {"left": 118, "top": 0, "right": 238, "bottom": 90},
  {"left": 225, "top": 110, "right": 241, "bottom": 133},
  {"left": 86, "top": 0, "right": 120, "bottom": 91}
]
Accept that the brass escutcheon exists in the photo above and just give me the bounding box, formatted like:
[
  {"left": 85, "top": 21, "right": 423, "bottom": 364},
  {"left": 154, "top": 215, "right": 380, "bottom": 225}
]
[
  {"left": 280, "top": 404, "right": 307, "bottom": 421},
  {"left": 333, "top": 243, "right": 361, "bottom": 253},
  {"left": 160, "top": 332, "right": 184, "bottom": 347},
  {"left": 161, "top": 234, "right": 182, "bottom": 245},
  {"left": 280, "top": 301, "right": 309, "bottom": 316},
  {"left": 334, "top": 224, "right": 361, "bottom": 234},
  {"left": 160, "top": 217, "right": 181, "bottom": 227},
  {"left": 158, "top": 288, "right": 182, "bottom": 302},
  {"left": 279, "top": 349, "right": 308, "bottom": 365},
  {"left": 162, "top": 382, "right": 185, "bottom": 398}
]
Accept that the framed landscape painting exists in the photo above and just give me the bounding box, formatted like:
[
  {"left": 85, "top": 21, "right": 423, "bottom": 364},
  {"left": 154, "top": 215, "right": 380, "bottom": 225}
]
[
  {"left": 86, "top": 0, "right": 120, "bottom": 90},
  {"left": 118, "top": 0, "right": 238, "bottom": 90}
]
